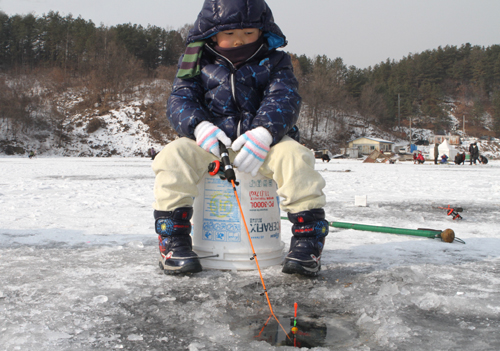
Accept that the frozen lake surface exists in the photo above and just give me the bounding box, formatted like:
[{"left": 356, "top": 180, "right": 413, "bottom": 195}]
[{"left": 1, "top": 157, "right": 499, "bottom": 350}]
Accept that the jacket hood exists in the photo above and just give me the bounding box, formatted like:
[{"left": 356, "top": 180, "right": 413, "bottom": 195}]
[{"left": 187, "top": 0, "right": 286, "bottom": 50}]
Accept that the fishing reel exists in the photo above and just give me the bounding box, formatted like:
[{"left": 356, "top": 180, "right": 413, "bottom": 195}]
[
  {"left": 439, "top": 205, "right": 463, "bottom": 220},
  {"left": 207, "top": 141, "right": 238, "bottom": 185}
]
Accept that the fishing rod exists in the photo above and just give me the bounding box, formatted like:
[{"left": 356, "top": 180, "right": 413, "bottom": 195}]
[
  {"left": 209, "top": 141, "right": 290, "bottom": 339},
  {"left": 280, "top": 216, "right": 464, "bottom": 244}
]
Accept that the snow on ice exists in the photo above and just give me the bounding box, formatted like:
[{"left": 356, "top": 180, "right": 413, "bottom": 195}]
[{"left": 1, "top": 156, "right": 500, "bottom": 350}]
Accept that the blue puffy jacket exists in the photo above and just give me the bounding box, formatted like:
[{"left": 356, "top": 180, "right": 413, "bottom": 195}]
[{"left": 166, "top": 0, "right": 301, "bottom": 146}]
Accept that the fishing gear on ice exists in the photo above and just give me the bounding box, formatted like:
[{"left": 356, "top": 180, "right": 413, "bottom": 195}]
[
  {"left": 438, "top": 205, "right": 463, "bottom": 220},
  {"left": 280, "top": 217, "right": 465, "bottom": 244},
  {"left": 210, "top": 141, "right": 290, "bottom": 340}
]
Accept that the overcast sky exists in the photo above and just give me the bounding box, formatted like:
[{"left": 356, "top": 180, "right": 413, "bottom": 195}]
[{"left": 1, "top": 0, "right": 500, "bottom": 69}]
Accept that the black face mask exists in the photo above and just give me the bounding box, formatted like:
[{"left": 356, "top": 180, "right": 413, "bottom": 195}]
[{"left": 214, "top": 35, "right": 265, "bottom": 68}]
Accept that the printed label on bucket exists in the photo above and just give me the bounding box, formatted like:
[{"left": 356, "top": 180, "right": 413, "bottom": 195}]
[
  {"left": 201, "top": 177, "right": 241, "bottom": 243},
  {"left": 248, "top": 188, "right": 276, "bottom": 212},
  {"left": 247, "top": 179, "right": 280, "bottom": 241},
  {"left": 248, "top": 179, "right": 280, "bottom": 240},
  {"left": 192, "top": 171, "right": 282, "bottom": 270},
  {"left": 249, "top": 217, "right": 280, "bottom": 240}
]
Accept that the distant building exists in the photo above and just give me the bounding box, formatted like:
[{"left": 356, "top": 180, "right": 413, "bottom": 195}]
[
  {"left": 340, "top": 147, "right": 359, "bottom": 158},
  {"left": 348, "top": 137, "right": 394, "bottom": 155},
  {"left": 432, "top": 135, "right": 461, "bottom": 145},
  {"left": 414, "top": 139, "right": 430, "bottom": 146}
]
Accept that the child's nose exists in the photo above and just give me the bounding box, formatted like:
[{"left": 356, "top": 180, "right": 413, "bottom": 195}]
[{"left": 234, "top": 34, "right": 244, "bottom": 46}]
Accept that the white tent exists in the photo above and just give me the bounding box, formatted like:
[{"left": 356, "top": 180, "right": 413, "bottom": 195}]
[{"left": 433, "top": 139, "right": 458, "bottom": 162}]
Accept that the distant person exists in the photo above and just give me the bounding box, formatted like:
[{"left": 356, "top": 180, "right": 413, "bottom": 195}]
[
  {"left": 413, "top": 152, "right": 417, "bottom": 164},
  {"left": 469, "top": 142, "right": 479, "bottom": 165},
  {"left": 454, "top": 152, "right": 465, "bottom": 165},
  {"left": 321, "top": 153, "right": 330, "bottom": 163},
  {"left": 149, "top": 147, "right": 157, "bottom": 160},
  {"left": 28, "top": 150, "right": 36, "bottom": 159},
  {"left": 472, "top": 143, "right": 480, "bottom": 164},
  {"left": 468, "top": 143, "right": 473, "bottom": 164},
  {"left": 416, "top": 151, "right": 425, "bottom": 164},
  {"left": 434, "top": 143, "right": 439, "bottom": 164},
  {"left": 440, "top": 154, "right": 448, "bottom": 164},
  {"left": 479, "top": 155, "right": 488, "bottom": 164}
]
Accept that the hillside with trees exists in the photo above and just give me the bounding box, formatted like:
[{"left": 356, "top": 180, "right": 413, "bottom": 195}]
[{"left": 1, "top": 11, "right": 500, "bottom": 155}]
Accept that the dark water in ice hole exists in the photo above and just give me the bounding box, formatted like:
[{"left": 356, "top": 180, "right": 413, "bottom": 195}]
[{"left": 230, "top": 313, "right": 358, "bottom": 348}]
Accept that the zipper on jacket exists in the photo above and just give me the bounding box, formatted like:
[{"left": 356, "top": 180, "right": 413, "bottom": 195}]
[
  {"left": 204, "top": 43, "right": 265, "bottom": 112},
  {"left": 204, "top": 45, "right": 241, "bottom": 112},
  {"left": 204, "top": 43, "right": 266, "bottom": 137},
  {"left": 230, "top": 73, "right": 239, "bottom": 112}
]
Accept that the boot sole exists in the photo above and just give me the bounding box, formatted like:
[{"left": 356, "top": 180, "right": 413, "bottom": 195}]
[
  {"left": 282, "top": 260, "right": 320, "bottom": 277},
  {"left": 158, "top": 260, "right": 202, "bottom": 275}
]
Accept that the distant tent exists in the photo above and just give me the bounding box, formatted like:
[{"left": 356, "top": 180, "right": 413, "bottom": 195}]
[
  {"left": 435, "top": 139, "right": 458, "bottom": 161},
  {"left": 363, "top": 150, "right": 395, "bottom": 163},
  {"left": 363, "top": 150, "right": 381, "bottom": 163}
]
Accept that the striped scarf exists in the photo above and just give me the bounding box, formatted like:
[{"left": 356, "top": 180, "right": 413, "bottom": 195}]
[{"left": 176, "top": 41, "right": 205, "bottom": 79}]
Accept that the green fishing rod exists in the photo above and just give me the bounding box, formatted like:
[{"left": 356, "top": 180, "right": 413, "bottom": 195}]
[{"left": 280, "top": 217, "right": 464, "bottom": 244}]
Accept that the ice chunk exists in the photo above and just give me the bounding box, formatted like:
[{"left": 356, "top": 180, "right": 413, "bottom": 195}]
[
  {"left": 378, "top": 282, "right": 400, "bottom": 296},
  {"left": 46, "top": 331, "right": 72, "bottom": 341},
  {"left": 92, "top": 295, "right": 108, "bottom": 304},
  {"left": 126, "top": 240, "right": 144, "bottom": 249},
  {"left": 412, "top": 292, "right": 442, "bottom": 310},
  {"left": 356, "top": 312, "right": 380, "bottom": 335},
  {"left": 189, "top": 342, "right": 206, "bottom": 351}
]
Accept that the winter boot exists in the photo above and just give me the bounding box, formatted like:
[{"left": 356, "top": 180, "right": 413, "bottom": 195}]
[
  {"left": 282, "top": 209, "right": 329, "bottom": 276},
  {"left": 155, "top": 207, "right": 202, "bottom": 275}
]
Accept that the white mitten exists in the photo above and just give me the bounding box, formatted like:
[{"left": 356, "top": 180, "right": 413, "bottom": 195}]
[
  {"left": 194, "top": 121, "right": 232, "bottom": 157},
  {"left": 232, "top": 127, "right": 273, "bottom": 176}
]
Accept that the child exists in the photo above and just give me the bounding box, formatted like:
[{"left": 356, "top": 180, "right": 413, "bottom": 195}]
[{"left": 152, "top": 0, "right": 328, "bottom": 276}]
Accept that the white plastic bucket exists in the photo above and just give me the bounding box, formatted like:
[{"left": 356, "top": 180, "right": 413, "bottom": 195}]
[{"left": 192, "top": 170, "right": 284, "bottom": 270}]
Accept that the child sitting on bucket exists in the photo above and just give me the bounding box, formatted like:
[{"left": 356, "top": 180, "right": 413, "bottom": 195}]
[{"left": 152, "top": 0, "right": 328, "bottom": 276}]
